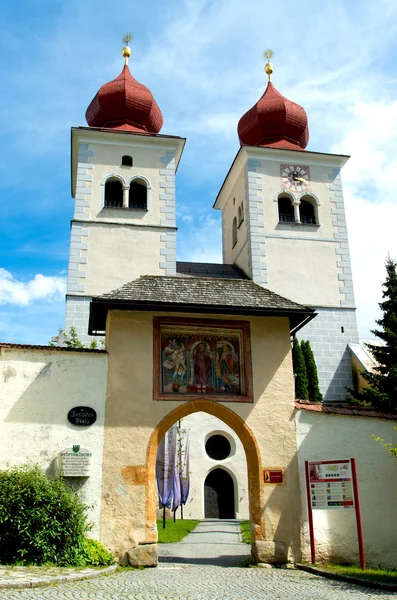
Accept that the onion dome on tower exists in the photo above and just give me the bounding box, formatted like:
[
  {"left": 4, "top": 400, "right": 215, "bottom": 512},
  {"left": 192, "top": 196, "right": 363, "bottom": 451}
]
[
  {"left": 237, "top": 50, "right": 309, "bottom": 151},
  {"left": 85, "top": 35, "right": 163, "bottom": 133}
]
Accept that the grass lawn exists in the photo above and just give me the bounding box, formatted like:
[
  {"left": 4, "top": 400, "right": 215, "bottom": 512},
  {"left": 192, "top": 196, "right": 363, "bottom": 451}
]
[
  {"left": 313, "top": 564, "right": 397, "bottom": 585},
  {"left": 156, "top": 519, "right": 199, "bottom": 543},
  {"left": 240, "top": 521, "right": 251, "bottom": 544}
]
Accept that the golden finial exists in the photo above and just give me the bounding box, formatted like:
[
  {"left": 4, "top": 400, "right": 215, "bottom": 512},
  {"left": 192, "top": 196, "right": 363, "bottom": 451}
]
[
  {"left": 122, "top": 33, "right": 133, "bottom": 66},
  {"left": 263, "top": 49, "right": 275, "bottom": 82}
]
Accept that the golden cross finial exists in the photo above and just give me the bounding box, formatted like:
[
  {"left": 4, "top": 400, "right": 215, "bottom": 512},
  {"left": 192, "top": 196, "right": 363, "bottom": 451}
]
[
  {"left": 122, "top": 33, "right": 133, "bottom": 66},
  {"left": 263, "top": 49, "right": 275, "bottom": 82}
]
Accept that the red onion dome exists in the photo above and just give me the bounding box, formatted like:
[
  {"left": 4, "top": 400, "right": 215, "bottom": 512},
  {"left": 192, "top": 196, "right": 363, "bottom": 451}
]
[
  {"left": 237, "top": 81, "right": 309, "bottom": 151},
  {"left": 85, "top": 64, "right": 163, "bottom": 133}
]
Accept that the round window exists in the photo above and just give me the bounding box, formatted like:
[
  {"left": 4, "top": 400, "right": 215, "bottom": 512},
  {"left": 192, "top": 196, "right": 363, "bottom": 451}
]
[{"left": 205, "top": 435, "right": 231, "bottom": 460}]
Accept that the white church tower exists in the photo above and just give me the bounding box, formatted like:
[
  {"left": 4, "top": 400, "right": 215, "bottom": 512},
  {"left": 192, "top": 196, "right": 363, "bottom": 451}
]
[
  {"left": 65, "top": 40, "right": 184, "bottom": 343},
  {"left": 214, "top": 55, "right": 358, "bottom": 402}
]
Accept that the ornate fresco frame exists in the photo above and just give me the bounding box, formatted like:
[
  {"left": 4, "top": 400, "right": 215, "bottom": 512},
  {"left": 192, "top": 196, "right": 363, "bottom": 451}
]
[{"left": 153, "top": 317, "right": 253, "bottom": 403}]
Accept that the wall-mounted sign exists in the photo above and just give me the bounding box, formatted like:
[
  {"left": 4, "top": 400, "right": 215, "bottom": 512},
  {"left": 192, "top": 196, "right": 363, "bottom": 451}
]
[
  {"left": 264, "top": 468, "right": 285, "bottom": 484},
  {"left": 308, "top": 459, "right": 354, "bottom": 509},
  {"left": 68, "top": 406, "right": 97, "bottom": 427},
  {"left": 59, "top": 446, "right": 92, "bottom": 477}
]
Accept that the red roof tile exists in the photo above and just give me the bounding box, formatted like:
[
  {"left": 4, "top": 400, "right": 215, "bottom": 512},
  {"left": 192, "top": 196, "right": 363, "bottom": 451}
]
[{"left": 295, "top": 401, "right": 397, "bottom": 420}]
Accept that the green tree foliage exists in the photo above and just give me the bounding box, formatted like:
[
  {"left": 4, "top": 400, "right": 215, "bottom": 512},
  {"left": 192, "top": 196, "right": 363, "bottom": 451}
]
[
  {"left": 49, "top": 327, "right": 105, "bottom": 350},
  {"left": 373, "top": 427, "right": 397, "bottom": 459},
  {"left": 292, "top": 337, "right": 308, "bottom": 400},
  {"left": 301, "top": 340, "right": 323, "bottom": 403},
  {"left": 0, "top": 465, "right": 112, "bottom": 566},
  {"left": 350, "top": 257, "right": 397, "bottom": 412}
]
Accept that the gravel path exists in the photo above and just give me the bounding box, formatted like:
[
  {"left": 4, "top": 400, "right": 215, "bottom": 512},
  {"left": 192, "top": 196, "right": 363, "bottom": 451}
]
[{"left": 158, "top": 519, "right": 251, "bottom": 567}]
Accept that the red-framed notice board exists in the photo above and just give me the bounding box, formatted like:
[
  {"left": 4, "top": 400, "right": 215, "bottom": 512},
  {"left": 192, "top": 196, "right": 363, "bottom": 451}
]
[{"left": 305, "top": 458, "right": 365, "bottom": 569}]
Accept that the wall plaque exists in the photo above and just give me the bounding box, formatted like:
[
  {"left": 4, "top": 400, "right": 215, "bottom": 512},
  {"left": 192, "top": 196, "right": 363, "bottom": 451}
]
[
  {"left": 264, "top": 468, "right": 285, "bottom": 484},
  {"left": 59, "top": 446, "right": 92, "bottom": 477},
  {"left": 68, "top": 406, "right": 97, "bottom": 426}
]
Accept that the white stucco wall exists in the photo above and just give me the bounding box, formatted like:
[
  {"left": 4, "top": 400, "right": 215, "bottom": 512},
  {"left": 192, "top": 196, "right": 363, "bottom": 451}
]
[
  {"left": 180, "top": 412, "right": 249, "bottom": 520},
  {"left": 0, "top": 346, "right": 108, "bottom": 539},
  {"left": 296, "top": 409, "right": 397, "bottom": 568}
]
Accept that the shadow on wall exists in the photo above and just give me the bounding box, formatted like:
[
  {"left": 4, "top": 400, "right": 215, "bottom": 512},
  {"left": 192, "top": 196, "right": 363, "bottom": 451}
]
[
  {"left": 262, "top": 453, "right": 303, "bottom": 563},
  {"left": 324, "top": 347, "right": 353, "bottom": 402},
  {"left": 4, "top": 354, "right": 105, "bottom": 426}
]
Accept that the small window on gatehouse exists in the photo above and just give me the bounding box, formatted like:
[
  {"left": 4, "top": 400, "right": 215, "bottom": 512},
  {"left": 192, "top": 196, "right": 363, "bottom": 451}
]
[
  {"left": 129, "top": 178, "right": 147, "bottom": 210},
  {"left": 121, "top": 155, "right": 133, "bottom": 167},
  {"left": 104, "top": 178, "right": 123, "bottom": 208}
]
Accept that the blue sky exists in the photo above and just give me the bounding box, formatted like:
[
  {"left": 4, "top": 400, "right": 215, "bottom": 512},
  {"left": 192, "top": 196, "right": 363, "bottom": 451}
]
[{"left": 1, "top": 0, "right": 397, "bottom": 344}]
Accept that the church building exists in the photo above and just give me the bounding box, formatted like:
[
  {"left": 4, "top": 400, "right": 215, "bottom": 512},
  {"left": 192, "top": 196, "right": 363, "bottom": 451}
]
[{"left": 1, "top": 42, "right": 396, "bottom": 569}]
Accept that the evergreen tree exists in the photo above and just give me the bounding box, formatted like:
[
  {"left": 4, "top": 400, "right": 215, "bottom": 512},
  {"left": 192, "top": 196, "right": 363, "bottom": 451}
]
[
  {"left": 351, "top": 257, "right": 397, "bottom": 412},
  {"left": 292, "top": 337, "right": 309, "bottom": 400},
  {"left": 301, "top": 340, "right": 323, "bottom": 403}
]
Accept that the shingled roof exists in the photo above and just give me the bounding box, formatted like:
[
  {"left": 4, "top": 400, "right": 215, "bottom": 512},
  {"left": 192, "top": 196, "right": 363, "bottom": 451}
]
[{"left": 89, "top": 275, "right": 315, "bottom": 334}]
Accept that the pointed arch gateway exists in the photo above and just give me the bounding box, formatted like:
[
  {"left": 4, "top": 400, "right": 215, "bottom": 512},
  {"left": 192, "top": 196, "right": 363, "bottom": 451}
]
[{"left": 145, "top": 399, "right": 264, "bottom": 546}]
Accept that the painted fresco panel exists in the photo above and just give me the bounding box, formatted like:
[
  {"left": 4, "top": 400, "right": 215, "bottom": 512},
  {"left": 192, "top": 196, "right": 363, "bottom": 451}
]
[{"left": 153, "top": 318, "right": 253, "bottom": 402}]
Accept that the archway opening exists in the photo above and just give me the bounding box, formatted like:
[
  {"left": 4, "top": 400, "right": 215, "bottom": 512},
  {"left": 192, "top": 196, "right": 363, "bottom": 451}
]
[
  {"left": 204, "top": 468, "right": 235, "bottom": 519},
  {"left": 146, "top": 399, "right": 263, "bottom": 548}
]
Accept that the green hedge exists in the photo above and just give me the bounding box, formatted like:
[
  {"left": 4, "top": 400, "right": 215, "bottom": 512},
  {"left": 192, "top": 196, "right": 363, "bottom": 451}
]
[{"left": 0, "top": 465, "right": 113, "bottom": 566}]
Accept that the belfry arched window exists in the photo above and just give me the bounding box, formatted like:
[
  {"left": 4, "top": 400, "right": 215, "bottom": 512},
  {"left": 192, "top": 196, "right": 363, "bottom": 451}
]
[
  {"left": 129, "top": 178, "right": 148, "bottom": 210},
  {"left": 300, "top": 196, "right": 316, "bottom": 224},
  {"left": 278, "top": 195, "right": 294, "bottom": 223},
  {"left": 232, "top": 217, "right": 238, "bottom": 248},
  {"left": 104, "top": 177, "right": 123, "bottom": 208}
]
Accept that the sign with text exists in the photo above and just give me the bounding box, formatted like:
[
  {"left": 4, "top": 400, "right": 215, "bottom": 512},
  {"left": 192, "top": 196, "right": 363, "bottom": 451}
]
[
  {"left": 67, "top": 406, "right": 97, "bottom": 427},
  {"left": 308, "top": 459, "right": 354, "bottom": 509},
  {"left": 59, "top": 446, "right": 92, "bottom": 477}
]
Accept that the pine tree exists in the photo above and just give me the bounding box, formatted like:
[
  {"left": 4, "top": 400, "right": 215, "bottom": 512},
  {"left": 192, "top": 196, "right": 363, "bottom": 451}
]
[
  {"left": 352, "top": 257, "right": 397, "bottom": 412},
  {"left": 292, "top": 337, "right": 309, "bottom": 400},
  {"left": 301, "top": 340, "right": 323, "bottom": 403}
]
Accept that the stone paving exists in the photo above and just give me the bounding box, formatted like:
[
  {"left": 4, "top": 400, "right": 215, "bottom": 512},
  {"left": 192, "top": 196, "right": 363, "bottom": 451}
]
[{"left": 1, "top": 520, "right": 396, "bottom": 599}]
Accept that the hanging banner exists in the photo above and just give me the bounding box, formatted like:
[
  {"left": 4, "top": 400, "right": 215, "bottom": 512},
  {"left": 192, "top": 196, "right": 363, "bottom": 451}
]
[
  {"left": 156, "top": 424, "right": 177, "bottom": 508},
  {"left": 180, "top": 428, "right": 190, "bottom": 505},
  {"left": 308, "top": 459, "right": 354, "bottom": 509}
]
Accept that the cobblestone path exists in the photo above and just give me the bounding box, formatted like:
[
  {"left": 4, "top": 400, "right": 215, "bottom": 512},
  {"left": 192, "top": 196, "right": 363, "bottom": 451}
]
[
  {"left": 158, "top": 519, "right": 251, "bottom": 566},
  {"left": 2, "top": 520, "right": 396, "bottom": 599},
  {"left": 2, "top": 565, "right": 396, "bottom": 599}
]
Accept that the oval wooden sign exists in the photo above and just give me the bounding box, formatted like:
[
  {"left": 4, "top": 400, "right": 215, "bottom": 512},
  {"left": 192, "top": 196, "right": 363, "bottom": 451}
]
[{"left": 68, "top": 406, "right": 97, "bottom": 426}]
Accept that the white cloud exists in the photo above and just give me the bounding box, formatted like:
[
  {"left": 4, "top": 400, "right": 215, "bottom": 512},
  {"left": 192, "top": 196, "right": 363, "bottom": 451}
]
[
  {"left": 0, "top": 269, "right": 66, "bottom": 307},
  {"left": 330, "top": 99, "right": 397, "bottom": 338}
]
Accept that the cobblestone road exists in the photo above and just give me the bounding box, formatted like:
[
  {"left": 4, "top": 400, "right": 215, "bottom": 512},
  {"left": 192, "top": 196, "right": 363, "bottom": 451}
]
[
  {"left": 2, "top": 521, "right": 396, "bottom": 599},
  {"left": 2, "top": 565, "right": 396, "bottom": 599}
]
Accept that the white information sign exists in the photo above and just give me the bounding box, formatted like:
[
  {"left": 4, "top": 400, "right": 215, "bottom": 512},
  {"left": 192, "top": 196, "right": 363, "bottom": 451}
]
[
  {"left": 59, "top": 446, "right": 92, "bottom": 477},
  {"left": 308, "top": 459, "right": 354, "bottom": 510}
]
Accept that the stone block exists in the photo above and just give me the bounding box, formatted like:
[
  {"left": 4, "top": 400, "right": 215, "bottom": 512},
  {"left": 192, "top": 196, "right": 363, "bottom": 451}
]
[
  {"left": 251, "top": 541, "right": 289, "bottom": 565},
  {"left": 127, "top": 543, "right": 158, "bottom": 567}
]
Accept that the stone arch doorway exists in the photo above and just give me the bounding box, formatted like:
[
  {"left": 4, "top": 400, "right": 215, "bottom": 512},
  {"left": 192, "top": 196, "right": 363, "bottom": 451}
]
[
  {"left": 204, "top": 468, "right": 235, "bottom": 519},
  {"left": 145, "top": 399, "right": 264, "bottom": 549}
]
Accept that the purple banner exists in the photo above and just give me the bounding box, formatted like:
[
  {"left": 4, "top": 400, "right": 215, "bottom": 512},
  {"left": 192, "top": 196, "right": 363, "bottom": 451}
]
[
  {"left": 156, "top": 424, "right": 177, "bottom": 508},
  {"left": 179, "top": 429, "right": 190, "bottom": 505}
]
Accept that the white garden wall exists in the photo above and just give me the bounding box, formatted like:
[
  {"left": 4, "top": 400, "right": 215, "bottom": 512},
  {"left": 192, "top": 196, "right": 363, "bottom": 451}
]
[
  {"left": 296, "top": 408, "right": 397, "bottom": 568},
  {"left": 0, "top": 345, "right": 108, "bottom": 539}
]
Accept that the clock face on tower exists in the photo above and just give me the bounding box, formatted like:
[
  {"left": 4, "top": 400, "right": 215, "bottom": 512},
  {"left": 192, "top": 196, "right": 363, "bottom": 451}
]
[{"left": 280, "top": 164, "right": 311, "bottom": 193}]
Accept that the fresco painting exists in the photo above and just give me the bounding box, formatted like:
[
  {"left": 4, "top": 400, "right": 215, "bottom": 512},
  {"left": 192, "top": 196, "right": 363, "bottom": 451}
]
[{"left": 161, "top": 326, "right": 243, "bottom": 395}]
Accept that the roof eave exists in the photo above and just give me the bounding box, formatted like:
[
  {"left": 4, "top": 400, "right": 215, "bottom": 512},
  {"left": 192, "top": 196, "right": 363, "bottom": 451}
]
[{"left": 89, "top": 299, "right": 316, "bottom": 336}]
